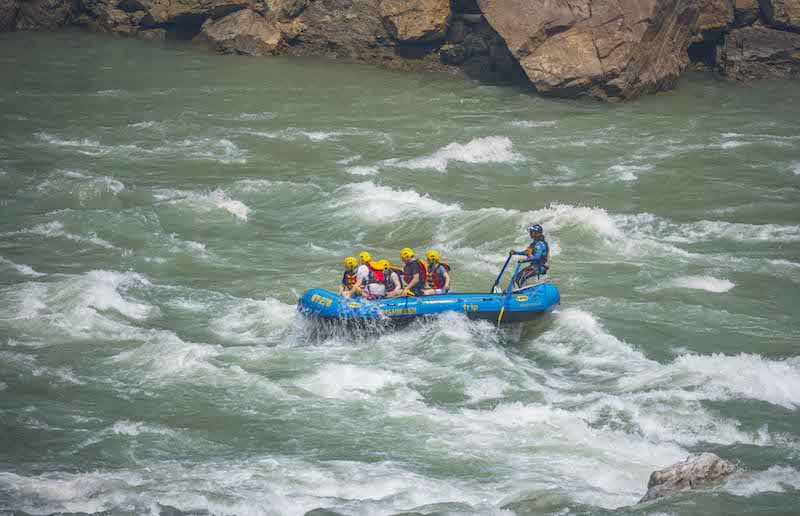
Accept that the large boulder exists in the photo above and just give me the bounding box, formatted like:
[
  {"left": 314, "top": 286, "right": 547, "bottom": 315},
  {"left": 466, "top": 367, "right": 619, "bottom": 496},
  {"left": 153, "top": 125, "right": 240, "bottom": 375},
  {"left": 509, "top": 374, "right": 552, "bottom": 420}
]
[
  {"left": 717, "top": 24, "right": 800, "bottom": 79},
  {"left": 639, "top": 453, "right": 736, "bottom": 503},
  {"left": 15, "top": 0, "right": 74, "bottom": 30},
  {"left": 477, "top": 0, "right": 700, "bottom": 100},
  {"left": 759, "top": 0, "right": 800, "bottom": 31},
  {"left": 0, "top": 0, "right": 18, "bottom": 32},
  {"left": 380, "top": 0, "right": 451, "bottom": 43},
  {"left": 138, "top": 0, "right": 257, "bottom": 29},
  {"left": 194, "top": 8, "right": 286, "bottom": 55}
]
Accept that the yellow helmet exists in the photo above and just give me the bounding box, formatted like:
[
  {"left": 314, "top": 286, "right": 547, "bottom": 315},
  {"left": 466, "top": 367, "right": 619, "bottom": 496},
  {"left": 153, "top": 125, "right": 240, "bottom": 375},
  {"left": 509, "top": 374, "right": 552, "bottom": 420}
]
[
  {"left": 358, "top": 251, "right": 371, "bottom": 263},
  {"left": 378, "top": 259, "right": 391, "bottom": 270},
  {"left": 426, "top": 249, "right": 440, "bottom": 262},
  {"left": 344, "top": 256, "right": 357, "bottom": 269},
  {"left": 400, "top": 247, "right": 414, "bottom": 260}
]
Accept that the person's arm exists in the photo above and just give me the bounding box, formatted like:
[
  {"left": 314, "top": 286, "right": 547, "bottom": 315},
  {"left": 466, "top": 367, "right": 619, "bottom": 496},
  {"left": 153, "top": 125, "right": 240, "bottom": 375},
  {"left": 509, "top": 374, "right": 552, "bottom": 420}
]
[
  {"left": 442, "top": 270, "right": 450, "bottom": 290},
  {"left": 406, "top": 272, "right": 420, "bottom": 290},
  {"left": 392, "top": 273, "right": 401, "bottom": 291}
]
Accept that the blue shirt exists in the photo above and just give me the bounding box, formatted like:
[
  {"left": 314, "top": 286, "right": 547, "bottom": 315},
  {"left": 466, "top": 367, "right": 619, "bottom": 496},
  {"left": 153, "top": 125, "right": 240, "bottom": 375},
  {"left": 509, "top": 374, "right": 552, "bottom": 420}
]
[{"left": 515, "top": 240, "right": 547, "bottom": 264}]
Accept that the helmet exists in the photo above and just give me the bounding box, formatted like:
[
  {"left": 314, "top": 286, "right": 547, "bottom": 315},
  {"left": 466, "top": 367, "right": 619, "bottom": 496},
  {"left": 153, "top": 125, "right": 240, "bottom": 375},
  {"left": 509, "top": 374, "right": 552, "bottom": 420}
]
[
  {"left": 378, "top": 259, "right": 391, "bottom": 271},
  {"left": 344, "top": 256, "right": 357, "bottom": 269},
  {"left": 425, "top": 250, "right": 440, "bottom": 262},
  {"left": 400, "top": 248, "right": 414, "bottom": 260},
  {"left": 358, "top": 251, "right": 371, "bottom": 263},
  {"left": 528, "top": 224, "right": 543, "bottom": 235}
]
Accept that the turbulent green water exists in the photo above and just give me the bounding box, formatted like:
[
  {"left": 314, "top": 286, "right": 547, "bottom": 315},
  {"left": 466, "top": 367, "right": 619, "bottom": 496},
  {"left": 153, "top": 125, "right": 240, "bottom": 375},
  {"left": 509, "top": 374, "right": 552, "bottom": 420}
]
[{"left": 1, "top": 31, "right": 799, "bottom": 515}]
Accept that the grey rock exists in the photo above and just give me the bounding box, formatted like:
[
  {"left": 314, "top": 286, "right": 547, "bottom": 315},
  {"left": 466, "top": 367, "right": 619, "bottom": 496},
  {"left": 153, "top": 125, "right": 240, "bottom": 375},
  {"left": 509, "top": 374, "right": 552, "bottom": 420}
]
[
  {"left": 639, "top": 452, "right": 736, "bottom": 503},
  {"left": 759, "top": 0, "right": 800, "bottom": 32},
  {"left": 0, "top": 0, "right": 18, "bottom": 32},
  {"left": 718, "top": 24, "right": 800, "bottom": 79}
]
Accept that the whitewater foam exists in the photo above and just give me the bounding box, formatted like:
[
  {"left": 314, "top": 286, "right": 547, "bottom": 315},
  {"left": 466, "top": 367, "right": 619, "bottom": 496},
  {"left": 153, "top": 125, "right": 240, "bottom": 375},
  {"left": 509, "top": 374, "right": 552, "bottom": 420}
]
[
  {"left": 295, "top": 364, "right": 408, "bottom": 400},
  {"left": 209, "top": 297, "right": 296, "bottom": 344},
  {"left": 669, "top": 276, "right": 735, "bottom": 293},
  {"left": 164, "top": 189, "right": 250, "bottom": 221},
  {"left": 725, "top": 466, "right": 800, "bottom": 497},
  {"left": 329, "top": 182, "right": 461, "bottom": 220},
  {"left": 608, "top": 164, "right": 655, "bottom": 181},
  {"left": 386, "top": 136, "right": 523, "bottom": 172},
  {"left": 510, "top": 120, "right": 558, "bottom": 128},
  {"left": 0, "top": 256, "right": 46, "bottom": 277},
  {"left": 345, "top": 165, "right": 378, "bottom": 176},
  {"left": 792, "top": 161, "right": 800, "bottom": 175},
  {"left": 12, "top": 221, "right": 115, "bottom": 249}
]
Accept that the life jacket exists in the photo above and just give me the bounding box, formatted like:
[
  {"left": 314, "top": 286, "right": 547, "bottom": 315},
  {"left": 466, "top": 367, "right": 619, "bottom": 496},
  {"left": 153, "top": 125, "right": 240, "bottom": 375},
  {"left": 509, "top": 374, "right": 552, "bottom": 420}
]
[
  {"left": 383, "top": 266, "right": 404, "bottom": 292},
  {"left": 364, "top": 261, "right": 385, "bottom": 284},
  {"left": 426, "top": 262, "right": 451, "bottom": 289},
  {"left": 528, "top": 239, "right": 549, "bottom": 265},
  {"left": 403, "top": 259, "right": 428, "bottom": 286},
  {"left": 341, "top": 270, "right": 357, "bottom": 289}
]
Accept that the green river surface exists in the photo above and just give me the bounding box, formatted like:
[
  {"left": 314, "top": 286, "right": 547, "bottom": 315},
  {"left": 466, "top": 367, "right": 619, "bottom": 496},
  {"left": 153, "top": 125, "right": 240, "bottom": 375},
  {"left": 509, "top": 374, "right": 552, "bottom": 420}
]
[{"left": 1, "top": 31, "right": 799, "bottom": 516}]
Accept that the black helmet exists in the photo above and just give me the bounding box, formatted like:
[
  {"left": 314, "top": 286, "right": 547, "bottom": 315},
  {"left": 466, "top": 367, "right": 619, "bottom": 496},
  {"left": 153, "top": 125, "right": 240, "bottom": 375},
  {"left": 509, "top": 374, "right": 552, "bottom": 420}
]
[{"left": 528, "top": 224, "right": 543, "bottom": 234}]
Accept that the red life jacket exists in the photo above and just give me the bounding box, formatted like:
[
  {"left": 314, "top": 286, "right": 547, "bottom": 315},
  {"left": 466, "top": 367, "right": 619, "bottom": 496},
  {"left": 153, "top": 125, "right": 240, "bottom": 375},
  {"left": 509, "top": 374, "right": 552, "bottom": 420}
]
[
  {"left": 342, "top": 270, "right": 357, "bottom": 289},
  {"left": 403, "top": 259, "right": 428, "bottom": 286},
  {"left": 364, "top": 261, "right": 385, "bottom": 283},
  {"left": 426, "top": 262, "right": 451, "bottom": 289}
]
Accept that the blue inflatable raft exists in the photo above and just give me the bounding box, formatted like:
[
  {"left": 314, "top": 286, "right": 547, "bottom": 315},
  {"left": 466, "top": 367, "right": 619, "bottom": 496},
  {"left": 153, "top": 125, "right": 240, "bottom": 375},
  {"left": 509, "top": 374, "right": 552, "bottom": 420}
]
[{"left": 297, "top": 259, "right": 560, "bottom": 326}]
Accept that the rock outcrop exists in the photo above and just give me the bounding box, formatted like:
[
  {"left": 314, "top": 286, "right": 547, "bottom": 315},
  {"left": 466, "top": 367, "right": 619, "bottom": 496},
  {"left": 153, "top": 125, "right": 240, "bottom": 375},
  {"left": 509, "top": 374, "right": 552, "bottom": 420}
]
[
  {"left": 639, "top": 452, "right": 736, "bottom": 503},
  {"left": 717, "top": 24, "right": 800, "bottom": 79},
  {"left": 380, "top": 0, "right": 451, "bottom": 43},
  {"left": 15, "top": 0, "right": 74, "bottom": 30},
  {"left": 760, "top": 0, "right": 800, "bottom": 31},
  {"left": 193, "top": 8, "right": 283, "bottom": 55},
  {"left": 1, "top": 0, "right": 798, "bottom": 101},
  {"left": 734, "top": 0, "right": 760, "bottom": 27},
  {"left": 477, "top": 0, "right": 701, "bottom": 100},
  {"left": 0, "top": 0, "right": 18, "bottom": 32}
]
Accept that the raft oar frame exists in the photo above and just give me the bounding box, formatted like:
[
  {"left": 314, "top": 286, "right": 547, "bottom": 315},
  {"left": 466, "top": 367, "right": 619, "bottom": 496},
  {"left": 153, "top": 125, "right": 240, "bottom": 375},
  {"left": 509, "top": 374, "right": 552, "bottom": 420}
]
[{"left": 498, "top": 260, "right": 523, "bottom": 326}]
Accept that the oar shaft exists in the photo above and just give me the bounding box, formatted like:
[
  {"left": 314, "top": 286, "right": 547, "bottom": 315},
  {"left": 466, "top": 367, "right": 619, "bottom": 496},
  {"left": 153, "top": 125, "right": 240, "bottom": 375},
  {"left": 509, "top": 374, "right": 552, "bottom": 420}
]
[{"left": 490, "top": 254, "right": 513, "bottom": 293}]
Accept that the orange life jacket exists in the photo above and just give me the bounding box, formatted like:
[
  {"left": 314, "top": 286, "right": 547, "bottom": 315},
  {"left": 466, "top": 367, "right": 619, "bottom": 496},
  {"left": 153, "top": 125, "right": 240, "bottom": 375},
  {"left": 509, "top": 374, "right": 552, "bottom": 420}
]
[
  {"left": 426, "top": 262, "right": 451, "bottom": 289},
  {"left": 341, "top": 270, "right": 357, "bottom": 289}
]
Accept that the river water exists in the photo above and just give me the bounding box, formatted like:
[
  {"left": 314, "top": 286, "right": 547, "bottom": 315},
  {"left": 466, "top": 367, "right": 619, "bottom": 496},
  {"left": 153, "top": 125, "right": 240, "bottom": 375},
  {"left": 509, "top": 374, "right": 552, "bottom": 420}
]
[{"left": 1, "top": 31, "right": 799, "bottom": 515}]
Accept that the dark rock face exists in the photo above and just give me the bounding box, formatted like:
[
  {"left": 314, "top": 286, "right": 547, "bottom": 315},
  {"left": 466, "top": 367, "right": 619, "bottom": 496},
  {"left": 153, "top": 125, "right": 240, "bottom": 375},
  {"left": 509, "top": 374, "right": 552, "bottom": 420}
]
[
  {"left": 760, "top": 0, "right": 800, "bottom": 32},
  {"left": 639, "top": 453, "right": 736, "bottom": 503},
  {"left": 16, "top": 0, "right": 75, "bottom": 30},
  {"left": 477, "top": 0, "right": 700, "bottom": 100},
  {"left": 0, "top": 0, "right": 19, "bottom": 32},
  {"left": 718, "top": 24, "right": 800, "bottom": 79}
]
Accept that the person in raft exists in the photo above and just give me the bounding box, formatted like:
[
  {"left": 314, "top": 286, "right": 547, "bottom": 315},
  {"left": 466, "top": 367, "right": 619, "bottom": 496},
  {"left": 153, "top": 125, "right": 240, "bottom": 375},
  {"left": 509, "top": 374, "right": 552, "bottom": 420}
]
[
  {"left": 338, "top": 256, "right": 358, "bottom": 296},
  {"left": 398, "top": 247, "right": 427, "bottom": 297},
  {"left": 379, "top": 259, "right": 404, "bottom": 297},
  {"left": 423, "top": 250, "right": 451, "bottom": 295},
  {"left": 344, "top": 251, "right": 387, "bottom": 300},
  {"left": 511, "top": 223, "right": 550, "bottom": 288}
]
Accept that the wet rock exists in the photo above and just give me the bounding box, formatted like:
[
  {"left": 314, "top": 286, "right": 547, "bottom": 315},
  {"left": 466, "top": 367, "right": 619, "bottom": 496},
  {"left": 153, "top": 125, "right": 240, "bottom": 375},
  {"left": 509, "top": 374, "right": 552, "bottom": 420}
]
[
  {"left": 477, "top": 0, "right": 700, "bottom": 100},
  {"left": 734, "top": 0, "right": 760, "bottom": 27},
  {"left": 15, "top": 0, "right": 74, "bottom": 30},
  {"left": 380, "top": 0, "right": 451, "bottom": 43},
  {"left": 0, "top": 0, "right": 18, "bottom": 32},
  {"left": 440, "top": 42, "right": 466, "bottom": 64},
  {"left": 639, "top": 452, "right": 736, "bottom": 503},
  {"left": 138, "top": 0, "right": 257, "bottom": 30},
  {"left": 717, "top": 24, "right": 800, "bottom": 79},
  {"left": 760, "top": 0, "right": 800, "bottom": 32},
  {"left": 194, "top": 8, "right": 284, "bottom": 55},
  {"left": 136, "top": 26, "right": 165, "bottom": 39}
]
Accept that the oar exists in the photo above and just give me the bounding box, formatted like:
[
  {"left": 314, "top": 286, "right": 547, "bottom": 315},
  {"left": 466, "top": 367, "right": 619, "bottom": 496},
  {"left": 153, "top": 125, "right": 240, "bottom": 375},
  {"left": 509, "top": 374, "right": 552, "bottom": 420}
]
[
  {"left": 498, "top": 260, "right": 523, "bottom": 326},
  {"left": 490, "top": 253, "right": 513, "bottom": 293}
]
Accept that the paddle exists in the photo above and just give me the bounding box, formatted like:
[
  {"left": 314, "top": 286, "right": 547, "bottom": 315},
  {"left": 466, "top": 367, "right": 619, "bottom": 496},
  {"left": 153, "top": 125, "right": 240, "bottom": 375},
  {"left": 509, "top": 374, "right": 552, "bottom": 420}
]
[
  {"left": 490, "top": 253, "right": 513, "bottom": 293},
  {"left": 498, "top": 260, "right": 523, "bottom": 326}
]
